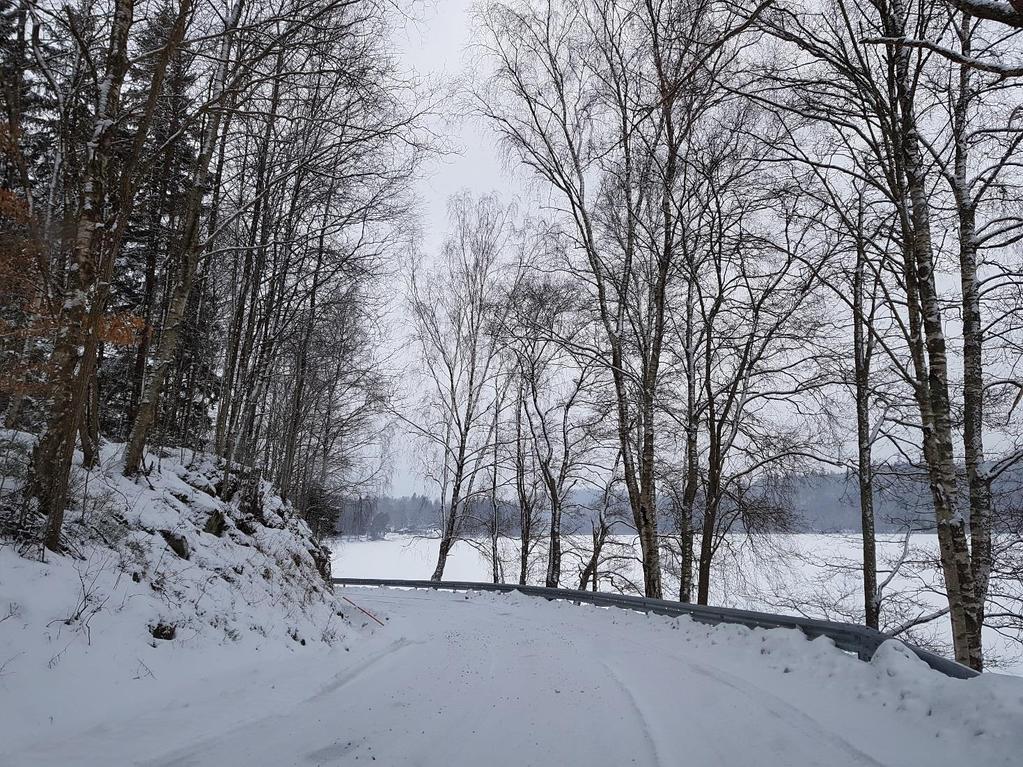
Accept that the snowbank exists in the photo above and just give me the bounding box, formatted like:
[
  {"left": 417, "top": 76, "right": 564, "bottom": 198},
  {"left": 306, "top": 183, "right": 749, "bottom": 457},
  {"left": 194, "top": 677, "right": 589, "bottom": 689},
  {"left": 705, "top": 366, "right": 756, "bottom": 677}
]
[{"left": 0, "top": 434, "right": 356, "bottom": 756}]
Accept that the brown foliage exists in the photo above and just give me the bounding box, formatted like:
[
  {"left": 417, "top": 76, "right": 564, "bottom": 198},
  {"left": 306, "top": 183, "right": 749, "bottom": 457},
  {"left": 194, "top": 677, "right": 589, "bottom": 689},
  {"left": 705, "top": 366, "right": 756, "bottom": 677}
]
[{"left": 98, "top": 313, "right": 144, "bottom": 346}]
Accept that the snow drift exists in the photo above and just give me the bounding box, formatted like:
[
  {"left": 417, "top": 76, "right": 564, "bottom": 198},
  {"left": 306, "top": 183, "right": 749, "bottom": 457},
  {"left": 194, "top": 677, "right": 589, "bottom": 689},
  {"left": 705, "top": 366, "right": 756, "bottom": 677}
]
[{"left": 0, "top": 430, "right": 348, "bottom": 669}]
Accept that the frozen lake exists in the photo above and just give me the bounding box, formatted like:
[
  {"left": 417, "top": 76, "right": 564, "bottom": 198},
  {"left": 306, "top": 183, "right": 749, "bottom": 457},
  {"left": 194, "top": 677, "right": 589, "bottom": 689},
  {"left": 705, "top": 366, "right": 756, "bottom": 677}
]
[{"left": 330, "top": 533, "right": 1023, "bottom": 673}]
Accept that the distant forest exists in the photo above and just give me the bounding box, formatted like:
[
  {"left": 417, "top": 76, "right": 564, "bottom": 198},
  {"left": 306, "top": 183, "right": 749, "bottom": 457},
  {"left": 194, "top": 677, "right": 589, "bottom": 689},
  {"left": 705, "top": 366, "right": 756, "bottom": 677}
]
[{"left": 331, "top": 467, "right": 1023, "bottom": 538}]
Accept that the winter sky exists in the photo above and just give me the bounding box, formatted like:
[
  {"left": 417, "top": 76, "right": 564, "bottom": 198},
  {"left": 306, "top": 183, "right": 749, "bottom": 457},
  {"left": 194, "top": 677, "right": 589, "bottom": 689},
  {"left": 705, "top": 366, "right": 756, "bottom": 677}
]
[{"left": 385, "top": 1, "right": 520, "bottom": 497}]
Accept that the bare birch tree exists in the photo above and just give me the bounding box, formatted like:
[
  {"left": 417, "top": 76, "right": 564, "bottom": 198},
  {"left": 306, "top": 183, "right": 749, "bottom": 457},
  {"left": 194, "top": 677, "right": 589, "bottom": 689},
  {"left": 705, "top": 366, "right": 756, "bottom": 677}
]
[{"left": 404, "top": 192, "right": 517, "bottom": 581}]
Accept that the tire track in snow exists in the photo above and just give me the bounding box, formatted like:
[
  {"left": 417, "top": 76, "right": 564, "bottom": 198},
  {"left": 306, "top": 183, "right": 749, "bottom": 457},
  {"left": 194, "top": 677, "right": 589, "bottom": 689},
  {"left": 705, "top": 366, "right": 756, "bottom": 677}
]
[
  {"left": 684, "top": 658, "right": 887, "bottom": 767},
  {"left": 310, "top": 637, "right": 417, "bottom": 700},
  {"left": 143, "top": 638, "right": 418, "bottom": 767},
  {"left": 589, "top": 618, "right": 887, "bottom": 767},
  {"left": 593, "top": 656, "right": 664, "bottom": 767}
]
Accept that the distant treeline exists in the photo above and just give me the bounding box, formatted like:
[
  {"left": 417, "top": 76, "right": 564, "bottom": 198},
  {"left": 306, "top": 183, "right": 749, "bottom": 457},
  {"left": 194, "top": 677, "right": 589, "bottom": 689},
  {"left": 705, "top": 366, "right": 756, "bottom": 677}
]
[{"left": 330, "top": 466, "right": 1023, "bottom": 538}]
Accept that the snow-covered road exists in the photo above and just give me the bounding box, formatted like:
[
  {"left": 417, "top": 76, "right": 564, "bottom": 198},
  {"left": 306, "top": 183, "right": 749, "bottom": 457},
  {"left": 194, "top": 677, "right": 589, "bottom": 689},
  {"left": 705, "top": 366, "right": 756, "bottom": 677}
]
[{"left": 6, "top": 587, "right": 1022, "bottom": 766}]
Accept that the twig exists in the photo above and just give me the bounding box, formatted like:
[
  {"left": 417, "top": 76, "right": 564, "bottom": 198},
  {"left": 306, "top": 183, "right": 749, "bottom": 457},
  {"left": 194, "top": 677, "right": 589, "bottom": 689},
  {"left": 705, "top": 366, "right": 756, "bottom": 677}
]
[
  {"left": 133, "top": 657, "right": 156, "bottom": 680},
  {"left": 0, "top": 652, "right": 22, "bottom": 676}
]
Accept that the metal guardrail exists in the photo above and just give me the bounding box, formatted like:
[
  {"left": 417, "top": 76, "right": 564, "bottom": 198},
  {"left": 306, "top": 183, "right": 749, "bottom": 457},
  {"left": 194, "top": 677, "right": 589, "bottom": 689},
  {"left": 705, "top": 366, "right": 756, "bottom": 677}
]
[{"left": 332, "top": 577, "right": 979, "bottom": 680}]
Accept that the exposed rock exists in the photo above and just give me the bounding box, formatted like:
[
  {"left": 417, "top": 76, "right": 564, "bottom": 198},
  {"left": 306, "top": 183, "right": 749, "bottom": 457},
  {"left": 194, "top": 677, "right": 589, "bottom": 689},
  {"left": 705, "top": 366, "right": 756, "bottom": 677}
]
[
  {"left": 309, "top": 544, "right": 332, "bottom": 582},
  {"left": 237, "top": 516, "right": 258, "bottom": 536},
  {"left": 159, "top": 529, "right": 191, "bottom": 560},
  {"left": 149, "top": 621, "right": 177, "bottom": 640},
  {"left": 204, "top": 509, "right": 227, "bottom": 537}
]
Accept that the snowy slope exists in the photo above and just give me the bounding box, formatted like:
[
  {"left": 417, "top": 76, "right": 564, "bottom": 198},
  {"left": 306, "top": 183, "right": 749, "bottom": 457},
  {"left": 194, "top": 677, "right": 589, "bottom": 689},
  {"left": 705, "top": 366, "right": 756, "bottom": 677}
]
[
  {"left": 1, "top": 435, "right": 341, "bottom": 646},
  {"left": 3, "top": 586, "right": 1022, "bottom": 766},
  {"left": 0, "top": 436, "right": 354, "bottom": 763}
]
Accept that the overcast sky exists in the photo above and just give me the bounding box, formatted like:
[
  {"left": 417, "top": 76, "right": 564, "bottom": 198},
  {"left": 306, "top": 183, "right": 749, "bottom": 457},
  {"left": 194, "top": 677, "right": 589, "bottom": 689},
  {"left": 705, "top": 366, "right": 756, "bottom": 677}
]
[
  {"left": 383, "top": 1, "right": 514, "bottom": 496},
  {"left": 398, "top": 0, "right": 511, "bottom": 250}
]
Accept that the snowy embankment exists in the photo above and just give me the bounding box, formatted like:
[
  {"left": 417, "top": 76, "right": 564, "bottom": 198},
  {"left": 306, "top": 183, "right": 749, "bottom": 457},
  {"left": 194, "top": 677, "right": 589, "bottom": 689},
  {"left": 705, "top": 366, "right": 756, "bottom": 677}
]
[{"left": 0, "top": 435, "right": 356, "bottom": 764}]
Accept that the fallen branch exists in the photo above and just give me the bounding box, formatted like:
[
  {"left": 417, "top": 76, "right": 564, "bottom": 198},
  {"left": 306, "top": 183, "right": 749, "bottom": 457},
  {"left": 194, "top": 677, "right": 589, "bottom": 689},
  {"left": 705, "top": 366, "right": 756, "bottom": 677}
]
[{"left": 341, "top": 595, "right": 385, "bottom": 627}]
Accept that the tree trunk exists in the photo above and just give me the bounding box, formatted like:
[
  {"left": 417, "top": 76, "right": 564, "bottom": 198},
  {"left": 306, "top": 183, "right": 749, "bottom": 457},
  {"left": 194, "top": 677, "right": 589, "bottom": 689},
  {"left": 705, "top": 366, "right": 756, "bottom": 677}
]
[
  {"left": 123, "top": 0, "right": 242, "bottom": 476},
  {"left": 697, "top": 325, "right": 721, "bottom": 605},
  {"left": 515, "top": 398, "right": 531, "bottom": 585},
  {"left": 890, "top": 4, "right": 982, "bottom": 667},
  {"left": 852, "top": 242, "right": 878, "bottom": 629},
  {"left": 697, "top": 457, "right": 719, "bottom": 606},
  {"left": 29, "top": 0, "right": 137, "bottom": 550},
  {"left": 431, "top": 440, "right": 467, "bottom": 581},
  {"left": 490, "top": 398, "right": 501, "bottom": 584},
  {"left": 952, "top": 19, "right": 992, "bottom": 648},
  {"left": 545, "top": 496, "right": 562, "bottom": 588}
]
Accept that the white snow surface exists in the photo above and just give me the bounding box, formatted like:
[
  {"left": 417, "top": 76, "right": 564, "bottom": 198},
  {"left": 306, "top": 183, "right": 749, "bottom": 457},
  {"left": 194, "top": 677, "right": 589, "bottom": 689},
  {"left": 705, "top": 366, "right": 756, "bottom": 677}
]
[
  {"left": 0, "top": 436, "right": 354, "bottom": 764},
  {"left": 3, "top": 585, "right": 1023, "bottom": 766},
  {"left": 331, "top": 533, "right": 1023, "bottom": 673},
  {"left": 4, "top": 441, "right": 1023, "bottom": 766},
  {"left": 1, "top": 437, "right": 343, "bottom": 648}
]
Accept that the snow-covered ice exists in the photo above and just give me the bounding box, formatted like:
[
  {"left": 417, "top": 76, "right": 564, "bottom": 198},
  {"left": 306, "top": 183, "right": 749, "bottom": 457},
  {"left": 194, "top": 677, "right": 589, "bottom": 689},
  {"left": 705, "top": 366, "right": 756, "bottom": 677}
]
[{"left": 331, "top": 533, "right": 1023, "bottom": 673}]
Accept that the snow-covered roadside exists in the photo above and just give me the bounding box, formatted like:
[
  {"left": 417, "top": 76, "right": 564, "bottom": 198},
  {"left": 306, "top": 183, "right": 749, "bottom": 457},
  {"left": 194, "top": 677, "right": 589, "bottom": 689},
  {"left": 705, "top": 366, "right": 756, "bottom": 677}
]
[
  {"left": 0, "top": 435, "right": 358, "bottom": 762},
  {"left": 1, "top": 435, "right": 342, "bottom": 645},
  {"left": 4, "top": 586, "right": 1022, "bottom": 766}
]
